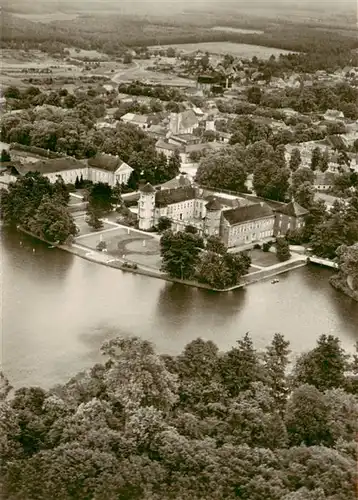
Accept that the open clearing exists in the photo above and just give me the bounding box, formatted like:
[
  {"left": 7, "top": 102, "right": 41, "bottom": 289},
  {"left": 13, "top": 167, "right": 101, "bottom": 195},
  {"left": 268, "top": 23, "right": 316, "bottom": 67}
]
[
  {"left": 149, "top": 42, "right": 295, "bottom": 59},
  {"left": 111, "top": 60, "right": 194, "bottom": 87},
  {"left": 250, "top": 249, "right": 279, "bottom": 268},
  {"left": 211, "top": 26, "right": 265, "bottom": 35},
  {"left": 76, "top": 226, "right": 162, "bottom": 269},
  {"left": 12, "top": 12, "right": 80, "bottom": 23}
]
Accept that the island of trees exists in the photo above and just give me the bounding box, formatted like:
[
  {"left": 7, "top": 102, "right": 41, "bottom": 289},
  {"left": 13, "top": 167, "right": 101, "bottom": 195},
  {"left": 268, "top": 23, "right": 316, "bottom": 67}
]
[{"left": 1, "top": 333, "right": 357, "bottom": 499}]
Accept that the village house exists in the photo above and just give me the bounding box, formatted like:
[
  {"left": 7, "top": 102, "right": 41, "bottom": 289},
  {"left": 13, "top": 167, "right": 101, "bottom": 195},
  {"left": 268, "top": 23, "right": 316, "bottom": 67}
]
[
  {"left": 155, "top": 139, "right": 181, "bottom": 159},
  {"left": 137, "top": 181, "right": 308, "bottom": 248},
  {"left": 120, "top": 113, "right": 152, "bottom": 130},
  {"left": 324, "top": 109, "right": 345, "bottom": 121},
  {"left": 314, "top": 172, "right": 337, "bottom": 191},
  {"left": 169, "top": 110, "right": 199, "bottom": 135}
]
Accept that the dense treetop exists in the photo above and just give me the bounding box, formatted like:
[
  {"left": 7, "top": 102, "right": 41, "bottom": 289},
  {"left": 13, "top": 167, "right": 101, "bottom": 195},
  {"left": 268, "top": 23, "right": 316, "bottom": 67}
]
[{"left": 1, "top": 333, "right": 357, "bottom": 499}]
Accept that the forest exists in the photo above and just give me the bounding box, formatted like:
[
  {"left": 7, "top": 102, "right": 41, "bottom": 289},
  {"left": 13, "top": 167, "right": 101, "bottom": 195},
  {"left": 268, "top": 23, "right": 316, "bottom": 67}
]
[
  {"left": 1, "top": 333, "right": 357, "bottom": 499},
  {"left": 1, "top": 9, "right": 358, "bottom": 72}
]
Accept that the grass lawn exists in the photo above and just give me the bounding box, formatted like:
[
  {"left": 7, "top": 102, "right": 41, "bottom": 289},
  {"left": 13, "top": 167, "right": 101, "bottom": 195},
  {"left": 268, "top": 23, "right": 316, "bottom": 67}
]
[
  {"left": 149, "top": 42, "right": 294, "bottom": 59},
  {"left": 250, "top": 249, "right": 278, "bottom": 268},
  {"left": 76, "top": 226, "right": 162, "bottom": 269},
  {"left": 75, "top": 216, "right": 114, "bottom": 237}
]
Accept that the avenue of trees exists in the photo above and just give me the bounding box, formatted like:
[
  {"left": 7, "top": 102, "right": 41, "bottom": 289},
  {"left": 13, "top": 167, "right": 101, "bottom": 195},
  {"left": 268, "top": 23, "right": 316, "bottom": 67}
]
[
  {"left": 0, "top": 172, "right": 77, "bottom": 244},
  {"left": 160, "top": 230, "right": 251, "bottom": 289},
  {"left": 1, "top": 333, "right": 357, "bottom": 499}
]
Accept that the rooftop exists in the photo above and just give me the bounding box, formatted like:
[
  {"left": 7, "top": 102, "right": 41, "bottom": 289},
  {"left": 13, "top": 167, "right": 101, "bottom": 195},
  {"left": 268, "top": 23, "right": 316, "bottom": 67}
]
[
  {"left": 205, "top": 198, "right": 222, "bottom": 211},
  {"left": 155, "top": 186, "right": 197, "bottom": 207},
  {"left": 223, "top": 203, "right": 274, "bottom": 226},
  {"left": 88, "top": 153, "right": 130, "bottom": 173},
  {"left": 160, "top": 174, "right": 192, "bottom": 190},
  {"left": 14, "top": 157, "right": 85, "bottom": 175},
  {"left": 275, "top": 201, "right": 309, "bottom": 217},
  {"left": 140, "top": 182, "right": 156, "bottom": 194}
]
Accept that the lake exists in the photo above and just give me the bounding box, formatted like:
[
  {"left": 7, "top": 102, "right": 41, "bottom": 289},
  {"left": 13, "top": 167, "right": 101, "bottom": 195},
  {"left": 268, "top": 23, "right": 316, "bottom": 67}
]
[{"left": 1, "top": 227, "right": 357, "bottom": 389}]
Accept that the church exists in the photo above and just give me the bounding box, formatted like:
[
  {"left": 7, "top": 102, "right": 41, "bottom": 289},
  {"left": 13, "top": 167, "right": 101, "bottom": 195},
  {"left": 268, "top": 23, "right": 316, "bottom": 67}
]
[{"left": 138, "top": 176, "right": 308, "bottom": 248}]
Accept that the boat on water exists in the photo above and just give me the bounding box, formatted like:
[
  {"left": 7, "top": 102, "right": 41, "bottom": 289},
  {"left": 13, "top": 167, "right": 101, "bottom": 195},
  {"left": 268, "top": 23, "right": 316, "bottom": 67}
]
[{"left": 271, "top": 279, "right": 280, "bottom": 284}]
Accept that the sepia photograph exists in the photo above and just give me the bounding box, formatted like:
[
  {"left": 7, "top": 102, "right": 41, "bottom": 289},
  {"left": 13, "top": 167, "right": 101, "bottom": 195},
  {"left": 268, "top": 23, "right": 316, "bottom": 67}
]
[{"left": 0, "top": 0, "right": 357, "bottom": 498}]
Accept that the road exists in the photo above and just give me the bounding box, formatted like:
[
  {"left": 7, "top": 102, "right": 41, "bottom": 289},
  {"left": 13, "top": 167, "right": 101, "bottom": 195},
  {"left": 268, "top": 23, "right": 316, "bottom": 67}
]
[{"left": 111, "top": 61, "right": 141, "bottom": 84}]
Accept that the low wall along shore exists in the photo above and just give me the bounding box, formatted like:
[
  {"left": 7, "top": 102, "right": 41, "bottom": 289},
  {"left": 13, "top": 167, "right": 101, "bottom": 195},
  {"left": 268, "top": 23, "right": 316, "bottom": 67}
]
[{"left": 16, "top": 227, "right": 330, "bottom": 293}]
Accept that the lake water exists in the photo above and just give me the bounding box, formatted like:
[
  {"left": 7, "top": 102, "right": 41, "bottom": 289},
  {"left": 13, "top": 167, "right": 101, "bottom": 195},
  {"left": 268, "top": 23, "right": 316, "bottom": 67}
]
[{"left": 1, "top": 227, "right": 357, "bottom": 389}]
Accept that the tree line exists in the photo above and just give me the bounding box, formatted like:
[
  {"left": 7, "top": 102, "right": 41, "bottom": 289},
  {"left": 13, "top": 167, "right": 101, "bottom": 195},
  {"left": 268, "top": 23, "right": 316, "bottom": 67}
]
[
  {"left": 0, "top": 172, "right": 77, "bottom": 244},
  {"left": 160, "top": 229, "right": 251, "bottom": 289},
  {"left": 1, "top": 333, "right": 357, "bottom": 499}
]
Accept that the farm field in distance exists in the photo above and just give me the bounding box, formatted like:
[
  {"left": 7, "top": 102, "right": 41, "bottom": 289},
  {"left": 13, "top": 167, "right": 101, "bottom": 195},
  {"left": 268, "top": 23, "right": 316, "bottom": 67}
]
[
  {"left": 149, "top": 41, "right": 296, "bottom": 58},
  {"left": 211, "top": 26, "right": 265, "bottom": 35},
  {"left": 11, "top": 12, "right": 80, "bottom": 23}
]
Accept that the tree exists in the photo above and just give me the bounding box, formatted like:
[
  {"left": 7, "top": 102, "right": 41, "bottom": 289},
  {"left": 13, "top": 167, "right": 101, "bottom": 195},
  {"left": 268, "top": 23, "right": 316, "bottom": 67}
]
[
  {"left": 291, "top": 168, "right": 315, "bottom": 194},
  {"left": 196, "top": 150, "right": 247, "bottom": 192},
  {"left": 167, "top": 150, "right": 181, "bottom": 179},
  {"left": 53, "top": 176, "right": 70, "bottom": 205},
  {"left": 276, "top": 237, "right": 291, "bottom": 262},
  {"left": 88, "top": 182, "right": 113, "bottom": 215},
  {"left": 253, "top": 160, "right": 290, "bottom": 201},
  {"left": 29, "top": 195, "right": 77, "bottom": 244},
  {"left": 0, "top": 172, "right": 54, "bottom": 228},
  {"left": 293, "top": 181, "right": 315, "bottom": 210},
  {"left": 4, "top": 86, "right": 21, "bottom": 99},
  {"left": 264, "top": 334, "right": 291, "bottom": 412},
  {"left": 160, "top": 230, "right": 204, "bottom": 280},
  {"left": 292, "top": 335, "right": 348, "bottom": 391},
  {"left": 289, "top": 148, "right": 301, "bottom": 171},
  {"left": 221, "top": 334, "right": 262, "bottom": 397},
  {"left": 247, "top": 86, "right": 262, "bottom": 105},
  {"left": 319, "top": 150, "right": 329, "bottom": 172},
  {"left": 112, "top": 182, "right": 122, "bottom": 207},
  {"left": 157, "top": 216, "right": 172, "bottom": 233},
  {"left": 86, "top": 208, "right": 104, "bottom": 231},
  {"left": 196, "top": 251, "right": 233, "bottom": 289},
  {"left": 0, "top": 149, "right": 11, "bottom": 162},
  {"left": 273, "top": 145, "right": 287, "bottom": 169},
  {"left": 206, "top": 235, "right": 227, "bottom": 255},
  {"left": 311, "top": 147, "right": 322, "bottom": 171},
  {"left": 285, "top": 384, "right": 332, "bottom": 446}
]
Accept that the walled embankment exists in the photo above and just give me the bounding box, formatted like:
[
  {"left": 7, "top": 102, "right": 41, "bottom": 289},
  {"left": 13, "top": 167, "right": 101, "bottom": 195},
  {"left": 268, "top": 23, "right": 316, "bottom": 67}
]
[{"left": 16, "top": 227, "right": 308, "bottom": 292}]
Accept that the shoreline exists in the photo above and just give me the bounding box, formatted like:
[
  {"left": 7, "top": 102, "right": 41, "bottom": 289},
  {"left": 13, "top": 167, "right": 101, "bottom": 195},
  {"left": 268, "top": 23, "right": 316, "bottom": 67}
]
[
  {"left": 330, "top": 274, "right": 358, "bottom": 302},
  {"left": 16, "top": 226, "right": 308, "bottom": 292}
]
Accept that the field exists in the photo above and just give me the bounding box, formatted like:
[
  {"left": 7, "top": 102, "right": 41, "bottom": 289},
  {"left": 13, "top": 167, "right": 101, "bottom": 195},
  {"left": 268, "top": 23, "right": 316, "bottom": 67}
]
[
  {"left": 65, "top": 48, "right": 109, "bottom": 61},
  {"left": 111, "top": 60, "right": 195, "bottom": 87},
  {"left": 250, "top": 249, "right": 279, "bottom": 268},
  {"left": 76, "top": 225, "right": 162, "bottom": 270},
  {"left": 211, "top": 26, "right": 265, "bottom": 35},
  {"left": 149, "top": 42, "right": 295, "bottom": 59},
  {"left": 12, "top": 12, "right": 80, "bottom": 23}
]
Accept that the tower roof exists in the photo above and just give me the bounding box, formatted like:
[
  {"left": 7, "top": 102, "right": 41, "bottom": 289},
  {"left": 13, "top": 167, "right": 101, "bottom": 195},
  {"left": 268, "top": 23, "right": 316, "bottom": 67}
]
[
  {"left": 140, "top": 183, "right": 156, "bottom": 194},
  {"left": 205, "top": 198, "right": 222, "bottom": 211}
]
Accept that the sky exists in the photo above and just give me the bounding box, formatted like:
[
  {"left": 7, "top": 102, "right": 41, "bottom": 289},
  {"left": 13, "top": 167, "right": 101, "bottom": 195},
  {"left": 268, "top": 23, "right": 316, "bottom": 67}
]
[{"left": 3, "top": 0, "right": 356, "bottom": 16}]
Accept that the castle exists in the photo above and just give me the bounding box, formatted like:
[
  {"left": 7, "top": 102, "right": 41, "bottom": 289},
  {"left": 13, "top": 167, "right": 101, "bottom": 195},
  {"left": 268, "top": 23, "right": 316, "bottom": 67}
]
[{"left": 138, "top": 176, "right": 309, "bottom": 248}]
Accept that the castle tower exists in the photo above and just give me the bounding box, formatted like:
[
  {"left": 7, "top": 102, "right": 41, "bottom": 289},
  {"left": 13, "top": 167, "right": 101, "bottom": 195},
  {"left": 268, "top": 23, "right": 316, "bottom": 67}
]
[
  {"left": 204, "top": 198, "right": 222, "bottom": 237},
  {"left": 138, "top": 183, "right": 156, "bottom": 230},
  {"left": 169, "top": 113, "right": 180, "bottom": 135}
]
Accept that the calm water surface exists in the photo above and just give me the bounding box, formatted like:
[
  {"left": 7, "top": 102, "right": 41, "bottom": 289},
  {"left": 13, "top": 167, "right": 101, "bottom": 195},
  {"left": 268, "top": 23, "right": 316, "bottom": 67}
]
[{"left": 1, "top": 228, "right": 357, "bottom": 389}]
